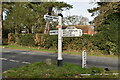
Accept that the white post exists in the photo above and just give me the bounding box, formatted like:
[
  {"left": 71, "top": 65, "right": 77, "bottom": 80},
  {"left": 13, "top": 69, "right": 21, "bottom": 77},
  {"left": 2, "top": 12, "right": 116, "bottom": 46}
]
[
  {"left": 82, "top": 50, "right": 87, "bottom": 68},
  {"left": 57, "top": 15, "right": 63, "bottom": 67}
]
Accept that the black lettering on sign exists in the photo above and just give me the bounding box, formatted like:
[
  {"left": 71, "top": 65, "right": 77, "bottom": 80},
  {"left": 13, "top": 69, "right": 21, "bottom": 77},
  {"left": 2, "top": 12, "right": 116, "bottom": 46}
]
[{"left": 69, "top": 30, "right": 77, "bottom": 32}]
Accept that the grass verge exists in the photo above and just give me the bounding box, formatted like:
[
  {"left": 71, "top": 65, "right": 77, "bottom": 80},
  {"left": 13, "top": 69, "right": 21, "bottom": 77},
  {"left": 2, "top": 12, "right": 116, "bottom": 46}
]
[
  {"left": 3, "top": 44, "right": 118, "bottom": 58},
  {"left": 3, "top": 44, "right": 57, "bottom": 53},
  {"left": 2, "top": 60, "right": 119, "bottom": 78}
]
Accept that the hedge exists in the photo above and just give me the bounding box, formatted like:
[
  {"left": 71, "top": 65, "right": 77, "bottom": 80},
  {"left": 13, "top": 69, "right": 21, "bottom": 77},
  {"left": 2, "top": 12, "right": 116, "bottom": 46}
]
[{"left": 8, "top": 33, "right": 118, "bottom": 55}]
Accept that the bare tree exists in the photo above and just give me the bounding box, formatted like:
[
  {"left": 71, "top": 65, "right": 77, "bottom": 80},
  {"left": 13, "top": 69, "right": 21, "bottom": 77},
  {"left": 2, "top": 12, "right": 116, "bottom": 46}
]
[
  {"left": 63, "top": 15, "right": 89, "bottom": 26},
  {"left": 44, "top": 21, "right": 50, "bottom": 34}
]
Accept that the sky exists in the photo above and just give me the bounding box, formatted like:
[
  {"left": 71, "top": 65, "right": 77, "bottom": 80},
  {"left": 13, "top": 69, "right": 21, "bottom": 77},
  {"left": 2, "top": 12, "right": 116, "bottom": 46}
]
[{"left": 61, "top": 1, "right": 98, "bottom": 21}]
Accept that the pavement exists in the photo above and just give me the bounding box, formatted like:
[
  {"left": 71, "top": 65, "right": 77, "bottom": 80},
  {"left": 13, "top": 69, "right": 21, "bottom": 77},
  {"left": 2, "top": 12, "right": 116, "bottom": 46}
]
[{"left": 1, "top": 48, "right": 119, "bottom": 72}]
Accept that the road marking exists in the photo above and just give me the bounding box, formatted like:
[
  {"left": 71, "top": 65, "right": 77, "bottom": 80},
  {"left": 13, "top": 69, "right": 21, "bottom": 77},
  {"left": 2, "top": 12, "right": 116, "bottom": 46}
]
[
  {"left": 21, "top": 61, "right": 31, "bottom": 64},
  {"left": 9, "top": 59, "right": 31, "bottom": 64},
  {"left": 0, "top": 58, "right": 7, "bottom": 60},
  {"left": 9, "top": 59, "right": 19, "bottom": 63},
  {"left": 1, "top": 58, "right": 31, "bottom": 64}
]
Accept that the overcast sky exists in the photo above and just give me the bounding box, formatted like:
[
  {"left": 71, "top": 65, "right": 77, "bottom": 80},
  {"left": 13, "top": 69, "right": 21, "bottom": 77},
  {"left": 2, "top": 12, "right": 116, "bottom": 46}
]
[{"left": 61, "top": 1, "right": 98, "bottom": 21}]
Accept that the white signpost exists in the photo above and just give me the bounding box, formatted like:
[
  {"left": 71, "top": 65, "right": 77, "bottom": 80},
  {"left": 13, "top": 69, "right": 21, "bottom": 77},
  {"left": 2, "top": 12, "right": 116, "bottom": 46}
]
[
  {"left": 44, "top": 13, "right": 84, "bottom": 67},
  {"left": 57, "top": 15, "right": 63, "bottom": 66},
  {"left": 49, "top": 30, "right": 58, "bottom": 35},
  {"left": 62, "top": 28, "right": 82, "bottom": 37},
  {"left": 82, "top": 50, "right": 87, "bottom": 68},
  {"left": 44, "top": 14, "right": 58, "bottom": 22},
  {"left": 49, "top": 27, "right": 82, "bottom": 37}
]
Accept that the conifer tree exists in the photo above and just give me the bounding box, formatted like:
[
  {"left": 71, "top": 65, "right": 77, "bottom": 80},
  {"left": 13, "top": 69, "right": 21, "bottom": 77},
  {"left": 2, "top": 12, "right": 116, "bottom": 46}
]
[
  {"left": 88, "top": 2, "right": 120, "bottom": 55},
  {"left": 3, "top": 2, "right": 72, "bottom": 34}
]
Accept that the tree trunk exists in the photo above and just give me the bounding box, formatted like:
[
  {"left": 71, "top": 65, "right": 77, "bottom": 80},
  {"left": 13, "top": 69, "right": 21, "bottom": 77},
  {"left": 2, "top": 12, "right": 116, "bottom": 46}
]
[
  {"left": 14, "top": 25, "right": 19, "bottom": 44},
  {"left": 15, "top": 26, "right": 19, "bottom": 34},
  {"left": 44, "top": 21, "right": 50, "bottom": 34},
  {"left": 0, "top": 2, "right": 2, "bottom": 43}
]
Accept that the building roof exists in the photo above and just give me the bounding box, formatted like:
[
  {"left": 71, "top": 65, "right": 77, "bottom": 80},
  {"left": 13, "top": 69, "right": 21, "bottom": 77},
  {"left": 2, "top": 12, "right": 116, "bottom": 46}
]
[
  {"left": 63, "top": 25, "right": 94, "bottom": 33},
  {"left": 75, "top": 25, "right": 91, "bottom": 33}
]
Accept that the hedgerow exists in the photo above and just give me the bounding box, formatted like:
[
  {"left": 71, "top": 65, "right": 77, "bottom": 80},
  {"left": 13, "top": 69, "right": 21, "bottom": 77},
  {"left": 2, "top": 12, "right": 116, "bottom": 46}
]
[{"left": 8, "top": 33, "right": 118, "bottom": 55}]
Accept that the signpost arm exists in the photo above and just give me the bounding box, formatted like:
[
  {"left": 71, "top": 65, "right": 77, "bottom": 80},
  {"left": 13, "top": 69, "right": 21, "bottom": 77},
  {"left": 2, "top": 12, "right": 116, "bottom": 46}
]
[{"left": 57, "top": 14, "right": 63, "bottom": 67}]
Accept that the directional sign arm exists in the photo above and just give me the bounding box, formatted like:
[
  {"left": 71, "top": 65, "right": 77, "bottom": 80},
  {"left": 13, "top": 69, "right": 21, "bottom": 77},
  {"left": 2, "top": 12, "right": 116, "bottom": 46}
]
[{"left": 44, "top": 14, "right": 59, "bottom": 21}]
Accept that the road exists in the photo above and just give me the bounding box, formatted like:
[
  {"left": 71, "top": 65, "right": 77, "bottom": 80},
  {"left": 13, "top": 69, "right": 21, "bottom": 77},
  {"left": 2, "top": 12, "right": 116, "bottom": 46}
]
[{"left": 1, "top": 48, "right": 119, "bottom": 72}]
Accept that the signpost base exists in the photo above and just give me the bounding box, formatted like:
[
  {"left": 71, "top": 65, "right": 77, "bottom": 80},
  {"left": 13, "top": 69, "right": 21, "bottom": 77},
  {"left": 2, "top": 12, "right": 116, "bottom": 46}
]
[{"left": 57, "top": 60, "right": 63, "bottom": 67}]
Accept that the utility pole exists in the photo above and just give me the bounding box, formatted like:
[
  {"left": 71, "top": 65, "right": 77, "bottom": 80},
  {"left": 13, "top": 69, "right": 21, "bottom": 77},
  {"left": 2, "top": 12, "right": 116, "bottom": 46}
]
[{"left": 57, "top": 13, "right": 63, "bottom": 67}]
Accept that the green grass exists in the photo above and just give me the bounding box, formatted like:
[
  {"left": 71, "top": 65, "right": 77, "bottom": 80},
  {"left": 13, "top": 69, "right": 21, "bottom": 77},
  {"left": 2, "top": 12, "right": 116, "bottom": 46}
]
[
  {"left": 3, "top": 44, "right": 118, "bottom": 58},
  {"left": 3, "top": 44, "right": 57, "bottom": 53},
  {"left": 0, "top": 46, "right": 2, "bottom": 48},
  {"left": 2, "top": 60, "right": 119, "bottom": 78},
  {"left": 63, "top": 50, "right": 118, "bottom": 58}
]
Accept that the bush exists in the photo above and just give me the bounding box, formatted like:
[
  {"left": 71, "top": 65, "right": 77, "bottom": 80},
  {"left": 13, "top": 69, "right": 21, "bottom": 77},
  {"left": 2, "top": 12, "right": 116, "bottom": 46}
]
[
  {"left": 92, "top": 13, "right": 119, "bottom": 55},
  {"left": 10, "top": 33, "right": 93, "bottom": 51},
  {"left": 14, "top": 34, "right": 35, "bottom": 46},
  {"left": 43, "top": 35, "right": 58, "bottom": 49},
  {"left": 33, "top": 34, "right": 58, "bottom": 49},
  {"left": 9, "top": 33, "right": 118, "bottom": 55},
  {"left": 2, "top": 38, "right": 8, "bottom": 45},
  {"left": 91, "top": 33, "right": 118, "bottom": 55},
  {"left": 63, "top": 35, "right": 94, "bottom": 51},
  {"left": 9, "top": 33, "right": 16, "bottom": 43}
]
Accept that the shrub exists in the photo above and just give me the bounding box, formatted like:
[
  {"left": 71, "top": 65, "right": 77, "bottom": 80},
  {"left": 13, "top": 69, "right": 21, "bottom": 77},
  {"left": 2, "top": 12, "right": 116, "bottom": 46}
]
[
  {"left": 38, "top": 34, "right": 58, "bottom": 49},
  {"left": 9, "top": 33, "right": 16, "bottom": 44},
  {"left": 14, "top": 34, "right": 35, "bottom": 46},
  {"left": 9, "top": 33, "right": 118, "bottom": 55},
  {"left": 63, "top": 35, "right": 94, "bottom": 51},
  {"left": 2, "top": 38, "right": 8, "bottom": 45}
]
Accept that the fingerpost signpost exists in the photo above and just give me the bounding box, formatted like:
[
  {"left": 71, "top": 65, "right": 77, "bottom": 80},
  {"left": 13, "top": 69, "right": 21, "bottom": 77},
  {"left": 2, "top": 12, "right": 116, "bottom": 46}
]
[
  {"left": 57, "top": 14, "right": 63, "bottom": 66},
  {"left": 44, "top": 11, "right": 83, "bottom": 67}
]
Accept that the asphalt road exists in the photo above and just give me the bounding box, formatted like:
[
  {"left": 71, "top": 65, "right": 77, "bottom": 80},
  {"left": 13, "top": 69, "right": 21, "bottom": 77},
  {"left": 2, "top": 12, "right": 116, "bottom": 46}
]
[{"left": 1, "top": 48, "right": 119, "bottom": 72}]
